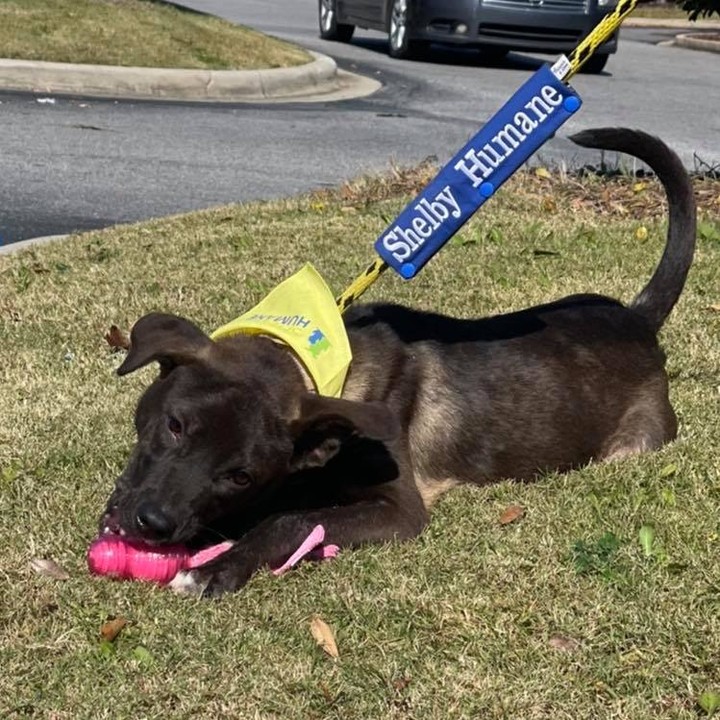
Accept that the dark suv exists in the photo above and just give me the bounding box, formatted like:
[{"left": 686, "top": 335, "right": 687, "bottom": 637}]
[{"left": 319, "top": 0, "right": 618, "bottom": 73}]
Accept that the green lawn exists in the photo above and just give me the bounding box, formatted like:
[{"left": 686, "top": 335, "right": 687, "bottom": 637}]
[
  {"left": 0, "top": 0, "right": 310, "bottom": 69},
  {"left": 0, "top": 165, "right": 719, "bottom": 719}
]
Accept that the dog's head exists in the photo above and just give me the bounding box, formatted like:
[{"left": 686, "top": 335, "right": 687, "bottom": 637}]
[{"left": 100, "top": 313, "right": 398, "bottom": 546}]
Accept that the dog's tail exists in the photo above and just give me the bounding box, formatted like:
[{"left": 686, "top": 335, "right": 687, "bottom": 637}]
[{"left": 569, "top": 127, "right": 696, "bottom": 332}]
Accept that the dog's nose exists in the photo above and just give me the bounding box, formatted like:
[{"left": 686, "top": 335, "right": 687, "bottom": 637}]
[{"left": 135, "top": 502, "right": 176, "bottom": 538}]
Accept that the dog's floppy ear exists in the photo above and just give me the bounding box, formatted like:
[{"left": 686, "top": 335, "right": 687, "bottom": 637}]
[
  {"left": 289, "top": 394, "right": 399, "bottom": 471},
  {"left": 117, "top": 313, "right": 212, "bottom": 377}
]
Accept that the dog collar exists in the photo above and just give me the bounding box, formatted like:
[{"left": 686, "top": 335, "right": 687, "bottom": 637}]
[{"left": 210, "top": 264, "right": 352, "bottom": 398}]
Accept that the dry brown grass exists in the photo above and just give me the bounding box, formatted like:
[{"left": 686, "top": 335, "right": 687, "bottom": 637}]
[{"left": 315, "top": 158, "right": 720, "bottom": 218}]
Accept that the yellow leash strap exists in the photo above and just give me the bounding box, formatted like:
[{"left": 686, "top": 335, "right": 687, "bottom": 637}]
[
  {"left": 334, "top": 0, "right": 639, "bottom": 315},
  {"left": 566, "top": 0, "right": 639, "bottom": 80},
  {"left": 335, "top": 257, "right": 387, "bottom": 313}
]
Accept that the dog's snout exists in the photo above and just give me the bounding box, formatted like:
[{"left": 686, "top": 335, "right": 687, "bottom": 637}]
[{"left": 135, "top": 501, "right": 176, "bottom": 538}]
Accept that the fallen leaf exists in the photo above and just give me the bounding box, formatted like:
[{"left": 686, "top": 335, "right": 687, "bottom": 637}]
[
  {"left": 633, "top": 181, "right": 648, "bottom": 193},
  {"left": 98, "top": 639, "right": 116, "bottom": 658},
  {"left": 542, "top": 197, "right": 557, "bottom": 213},
  {"left": 639, "top": 525, "right": 656, "bottom": 557},
  {"left": 100, "top": 616, "right": 127, "bottom": 642},
  {"left": 104, "top": 325, "right": 130, "bottom": 351},
  {"left": 131, "top": 645, "right": 154, "bottom": 665},
  {"left": 549, "top": 635, "right": 580, "bottom": 652},
  {"left": 29, "top": 558, "right": 70, "bottom": 580},
  {"left": 705, "top": 304, "right": 720, "bottom": 313},
  {"left": 699, "top": 220, "right": 720, "bottom": 243},
  {"left": 635, "top": 226, "right": 649, "bottom": 241},
  {"left": 699, "top": 690, "right": 720, "bottom": 715},
  {"left": 534, "top": 167, "right": 551, "bottom": 180},
  {"left": 310, "top": 615, "right": 339, "bottom": 659},
  {"left": 499, "top": 505, "right": 525, "bottom": 525}
]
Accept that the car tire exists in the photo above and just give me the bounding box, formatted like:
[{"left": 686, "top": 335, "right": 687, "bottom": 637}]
[
  {"left": 318, "top": 0, "right": 355, "bottom": 42},
  {"left": 579, "top": 53, "right": 609, "bottom": 74},
  {"left": 387, "top": 0, "right": 427, "bottom": 59}
]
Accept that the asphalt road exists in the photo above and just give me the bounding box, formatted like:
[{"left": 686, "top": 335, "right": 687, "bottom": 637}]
[{"left": 0, "top": 1, "right": 717, "bottom": 246}]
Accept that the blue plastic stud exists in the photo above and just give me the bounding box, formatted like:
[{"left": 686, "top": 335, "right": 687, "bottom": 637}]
[
  {"left": 563, "top": 96, "right": 581, "bottom": 113},
  {"left": 479, "top": 182, "right": 495, "bottom": 198},
  {"left": 400, "top": 263, "right": 416, "bottom": 279}
]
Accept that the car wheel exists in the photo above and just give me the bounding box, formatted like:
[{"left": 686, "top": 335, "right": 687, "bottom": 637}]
[
  {"left": 388, "top": 0, "right": 426, "bottom": 59},
  {"left": 318, "top": 0, "right": 355, "bottom": 42},
  {"left": 579, "top": 53, "right": 609, "bottom": 74}
]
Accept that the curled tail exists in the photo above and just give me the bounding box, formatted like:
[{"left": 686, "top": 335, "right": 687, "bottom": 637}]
[{"left": 570, "top": 127, "right": 696, "bottom": 332}]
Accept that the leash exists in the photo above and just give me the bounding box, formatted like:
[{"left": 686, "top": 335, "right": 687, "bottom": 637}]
[
  {"left": 212, "top": 0, "right": 639, "bottom": 398},
  {"left": 335, "top": 0, "right": 639, "bottom": 314}
]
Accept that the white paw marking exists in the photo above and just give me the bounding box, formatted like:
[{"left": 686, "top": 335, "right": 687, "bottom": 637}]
[{"left": 168, "top": 570, "right": 207, "bottom": 596}]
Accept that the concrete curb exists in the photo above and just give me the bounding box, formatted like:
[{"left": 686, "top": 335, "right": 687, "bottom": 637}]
[
  {"left": 674, "top": 31, "right": 720, "bottom": 52},
  {"left": 0, "top": 18, "right": 715, "bottom": 103},
  {"left": 0, "top": 234, "right": 69, "bottom": 256},
  {"left": 0, "top": 51, "right": 350, "bottom": 102},
  {"left": 624, "top": 16, "right": 720, "bottom": 29}
]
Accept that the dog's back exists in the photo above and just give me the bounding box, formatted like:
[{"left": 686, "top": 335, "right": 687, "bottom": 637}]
[{"left": 342, "top": 128, "right": 696, "bottom": 502}]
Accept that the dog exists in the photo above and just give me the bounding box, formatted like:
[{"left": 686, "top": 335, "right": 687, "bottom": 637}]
[{"left": 99, "top": 128, "right": 695, "bottom": 596}]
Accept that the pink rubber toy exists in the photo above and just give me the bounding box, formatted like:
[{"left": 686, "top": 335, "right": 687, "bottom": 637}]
[
  {"left": 87, "top": 535, "right": 234, "bottom": 584},
  {"left": 87, "top": 525, "right": 339, "bottom": 584}
]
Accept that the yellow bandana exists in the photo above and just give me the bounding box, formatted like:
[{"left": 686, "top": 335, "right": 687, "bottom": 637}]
[{"left": 210, "top": 264, "right": 352, "bottom": 398}]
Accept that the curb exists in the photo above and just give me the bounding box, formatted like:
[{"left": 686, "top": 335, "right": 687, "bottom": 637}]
[
  {"left": 674, "top": 31, "right": 720, "bottom": 52},
  {"left": 0, "top": 234, "right": 69, "bottom": 256},
  {"left": 0, "top": 51, "right": 350, "bottom": 103},
  {"left": 624, "top": 16, "right": 720, "bottom": 29}
]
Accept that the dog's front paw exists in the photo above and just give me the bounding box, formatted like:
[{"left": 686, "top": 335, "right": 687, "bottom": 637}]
[
  {"left": 169, "top": 557, "right": 254, "bottom": 598},
  {"left": 168, "top": 569, "right": 209, "bottom": 597}
]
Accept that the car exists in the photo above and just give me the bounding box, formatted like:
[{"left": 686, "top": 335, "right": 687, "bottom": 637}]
[{"left": 318, "top": 0, "right": 619, "bottom": 73}]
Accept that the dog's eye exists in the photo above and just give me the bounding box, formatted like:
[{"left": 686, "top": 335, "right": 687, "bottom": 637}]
[
  {"left": 167, "top": 415, "right": 182, "bottom": 438},
  {"left": 220, "top": 470, "right": 252, "bottom": 488}
]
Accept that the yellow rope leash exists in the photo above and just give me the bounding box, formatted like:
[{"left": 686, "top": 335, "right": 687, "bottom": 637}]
[
  {"left": 335, "top": 257, "right": 388, "bottom": 313},
  {"left": 566, "top": 0, "right": 639, "bottom": 80},
  {"left": 334, "top": 0, "right": 639, "bottom": 313}
]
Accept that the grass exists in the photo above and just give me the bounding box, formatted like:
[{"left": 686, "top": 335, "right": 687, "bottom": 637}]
[
  {"left": 0, "top": 0, "right": 310, "bottom": 69},
  {"left": 632, "top": 3, "right": 696, "bottom": 19},
  {"left": 1, "top": 164, "right": 720, "bottom": 719}
]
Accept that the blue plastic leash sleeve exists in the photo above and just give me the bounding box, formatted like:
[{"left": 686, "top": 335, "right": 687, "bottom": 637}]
[{"left": 373, "top": 63, "right": 582, "bottom": 279}]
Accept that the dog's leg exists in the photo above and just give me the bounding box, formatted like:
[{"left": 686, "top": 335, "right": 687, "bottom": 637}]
[
  {"left": 170, "top": 498, "right": 428, "bottom": 597},
  {"left": 600, "top": 376, "right": 678, "bottom": 461}
]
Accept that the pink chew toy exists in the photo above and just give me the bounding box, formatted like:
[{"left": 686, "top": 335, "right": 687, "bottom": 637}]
[
  {"left": 87, "top": 525, "right": 339, "bottom": 585},
  {"left": 87, "top": 535, "right": 234, "bottom": 584}
]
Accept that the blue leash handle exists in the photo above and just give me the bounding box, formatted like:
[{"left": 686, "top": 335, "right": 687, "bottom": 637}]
[{"left": 373, "top": 64, "right": 581, "bottom": 279}]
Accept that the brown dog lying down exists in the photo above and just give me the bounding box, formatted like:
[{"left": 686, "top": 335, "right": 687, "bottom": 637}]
[{"left": 99, "top": 128, "right": 696, "bottom": 596}]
